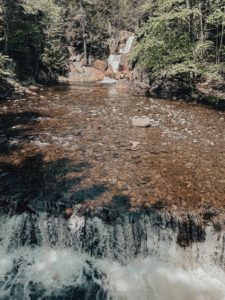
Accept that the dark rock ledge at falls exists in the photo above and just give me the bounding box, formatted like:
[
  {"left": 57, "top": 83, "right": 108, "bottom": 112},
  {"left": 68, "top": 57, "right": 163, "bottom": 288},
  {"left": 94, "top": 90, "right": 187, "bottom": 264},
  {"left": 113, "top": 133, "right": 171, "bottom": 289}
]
[{"left": 1, "top": 83, "right": 225, "bottom": 299}]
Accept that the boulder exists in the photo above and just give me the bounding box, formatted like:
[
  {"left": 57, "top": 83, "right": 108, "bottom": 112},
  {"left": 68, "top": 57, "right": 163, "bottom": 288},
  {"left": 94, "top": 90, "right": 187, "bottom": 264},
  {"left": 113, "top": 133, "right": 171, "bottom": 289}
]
[
  {"left": 93, "top": 59, "right": 108, "bottom": 72},
  {"left": 104, "top": 64, "right": 114, "bottom": 78},
  {"left": 120, "top": 54, "right": 129, "bottom": 69},
  {"left": 150, "top": 76, "right": 193, "bottom": 99},
  {"left": 123, "top": 69, "right": 132, "bottom": 80},
  {"left": 29, "top": 85, "right": 39, "bottom": 92},
  {"left": 118, "top": 42, "right": 126, "bottom": 52},
  {"left": 132, "top": 116, "right": 152, "bottom": 128},
  {"left": 119, "top": 31, "right": 132, "bottom": 44},
  {"left": 68, "top": 65, "right": 104, "bottom": 82},
  {"left": 115, "top": 72, "right": 122, "bottom": 80},
  {"left": 69, "top": 55, "right": 76, "bottom": 62},
  {"left": 75, "top": 54, "right": 82, "bottom": 62},
  {"left": 73, "top": 62, "right": 84, "bottom": 73},
  {"left": 108, "top": 37, "right": 119, "bottom": 54},
  {"left": 88, "top": 56, "right": 95, "bottom": 66}
]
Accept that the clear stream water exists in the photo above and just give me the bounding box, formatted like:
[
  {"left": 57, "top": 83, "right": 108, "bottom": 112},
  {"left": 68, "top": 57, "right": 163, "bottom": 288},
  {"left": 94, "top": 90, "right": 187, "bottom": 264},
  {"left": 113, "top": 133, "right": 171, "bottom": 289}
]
[{"left": 0, "top": 83, "right": 225, "bottom": 299}]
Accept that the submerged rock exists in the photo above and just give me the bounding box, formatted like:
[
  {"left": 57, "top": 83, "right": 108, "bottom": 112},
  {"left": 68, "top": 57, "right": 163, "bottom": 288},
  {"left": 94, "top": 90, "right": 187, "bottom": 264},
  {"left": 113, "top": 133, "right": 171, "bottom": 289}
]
[{"left": 132, "top": 116, "right": 151, "bottom": 127}]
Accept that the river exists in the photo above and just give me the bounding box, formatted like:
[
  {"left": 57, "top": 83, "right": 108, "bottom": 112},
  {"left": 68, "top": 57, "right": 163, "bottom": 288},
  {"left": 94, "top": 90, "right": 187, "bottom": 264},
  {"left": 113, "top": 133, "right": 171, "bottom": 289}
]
[{"left": 0, "top": 82, "right": 225, "bottom": 299}]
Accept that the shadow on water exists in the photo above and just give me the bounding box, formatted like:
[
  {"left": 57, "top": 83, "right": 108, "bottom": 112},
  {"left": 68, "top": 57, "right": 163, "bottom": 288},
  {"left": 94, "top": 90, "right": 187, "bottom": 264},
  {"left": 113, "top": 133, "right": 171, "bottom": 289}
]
[
  {"left": 0, "top": 111, "right": 42, "bottom": 155},
  {"left": 0, "top": 154, "right": 108, "bottom": 214},
  {"left": 0, "top": 110, "right": 109, "bottom": 213}
]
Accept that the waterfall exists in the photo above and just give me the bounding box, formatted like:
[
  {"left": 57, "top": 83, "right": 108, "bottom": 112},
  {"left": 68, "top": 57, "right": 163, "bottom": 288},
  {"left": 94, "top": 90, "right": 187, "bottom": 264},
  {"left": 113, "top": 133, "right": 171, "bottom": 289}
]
[
  {"left": 107, "top": 35, "right": 135, "bottom": 74},
  {"left": 1, "top": 211, "right": 225, "bottom": 299},
  {"left": 107, "top": 54, "right": 121, "bottom": 73},
  {"left": 120, "top": 35, "right": 135, "bottom": 54}
]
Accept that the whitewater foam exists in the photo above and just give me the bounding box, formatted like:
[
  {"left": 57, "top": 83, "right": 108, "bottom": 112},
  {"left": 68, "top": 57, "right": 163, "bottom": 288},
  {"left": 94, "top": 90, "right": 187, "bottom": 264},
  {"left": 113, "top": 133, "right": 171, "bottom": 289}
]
[{"left": 0, "top": 213, "right": 224, "bottom": 299}]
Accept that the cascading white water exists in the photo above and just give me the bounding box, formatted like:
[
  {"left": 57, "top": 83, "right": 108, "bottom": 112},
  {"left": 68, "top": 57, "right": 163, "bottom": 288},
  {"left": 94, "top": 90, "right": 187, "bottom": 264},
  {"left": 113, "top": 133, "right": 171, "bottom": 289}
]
[
  {"left": 107, "top": 54, "right": 122, "bottom": 74},
  {"left": 1, "top": 211, "right": 225, "bottom": 299},
  {"left": 107, "top": 35, "right": 135, "bottom": 74},
  {"left": 120, "top": 35, "right": 135, "bottom": 54}
]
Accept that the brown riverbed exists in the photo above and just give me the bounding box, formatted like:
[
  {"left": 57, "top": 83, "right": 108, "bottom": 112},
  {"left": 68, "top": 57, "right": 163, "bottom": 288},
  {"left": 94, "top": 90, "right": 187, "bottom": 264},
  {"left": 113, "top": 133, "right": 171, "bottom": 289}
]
[{"left": 0, "top": 83, "right": 225, "bottom": 215}]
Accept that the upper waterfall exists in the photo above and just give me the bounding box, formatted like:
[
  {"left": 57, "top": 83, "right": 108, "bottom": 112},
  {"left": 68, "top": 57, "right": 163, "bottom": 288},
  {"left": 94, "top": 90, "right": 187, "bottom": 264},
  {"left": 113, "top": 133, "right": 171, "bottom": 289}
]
[
  {"left": 120, "top": 35, "right": 135, "bottom": 54},
  {"left": 107, "top": 35, "right": 135, "bottom": 73}
]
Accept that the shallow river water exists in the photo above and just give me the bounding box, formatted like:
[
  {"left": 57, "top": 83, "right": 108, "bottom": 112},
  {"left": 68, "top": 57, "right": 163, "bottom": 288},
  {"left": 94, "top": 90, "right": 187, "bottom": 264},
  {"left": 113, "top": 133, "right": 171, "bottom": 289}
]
[{"left": 0, "top": 83, "right": 225, "bottom": 299}]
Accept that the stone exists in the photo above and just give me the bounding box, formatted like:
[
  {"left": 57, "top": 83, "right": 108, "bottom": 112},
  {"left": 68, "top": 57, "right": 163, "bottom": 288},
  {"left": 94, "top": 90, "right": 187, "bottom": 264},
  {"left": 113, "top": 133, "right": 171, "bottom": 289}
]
[
  {"left": 119, "top": 30, "right": 132, "bottom": 44},
  {"left": 67, "top": 65, "right": 104, "bottom": 82},
  {"left": 65, "top": 208, "right": 74, "bottom": 218},
  {"left": 118, "top": 42, "right": 126, "bottom": 52},
  {"left": 132, "top": 116, "right": 152, "bottom": 128},
  {"left": 149, "top": 76, "right": 193, "bottom": 99},
  {"left": 93, "top": 59, "right": 108, "bottom": 72},
  {"left": 25, "top": 89, "right": 35, "bottom": 95},
  {"left": 120, "top": 54, "right": 129, "bottom": 69},
  {"left": 115, "top": 72, "right": 121, "bottom": 80},
  {"left": 108, "top": 37, "right": 119, "bottom": 54},
  {"left": 70, "top": 55, "right": 76, "bottom": 62},
  {"left": 73, "top": 62, "right": 84, "bottom": 73},
  {"left": 105, "top": 64, "right": 114, "bottom": 77},
  {"left": 75, "top": 54, "right": 82, "bottom": 62},
  {"left": 203, "top": 209, "right": 218, "bottom": 220},
  {"left": 130, "top": 141, "right": 140, "bottom": 151},
  {"left": 29, "top": 85, "right": 39, "bottom": 92}
]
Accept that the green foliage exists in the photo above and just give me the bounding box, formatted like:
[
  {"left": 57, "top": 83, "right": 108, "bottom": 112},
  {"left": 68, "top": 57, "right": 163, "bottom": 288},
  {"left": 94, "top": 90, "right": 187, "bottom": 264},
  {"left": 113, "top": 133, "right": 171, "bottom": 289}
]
[
  {"left": 23, "top": 0, "right": 67, "bottom": 73},
  {"left": 132, "top": 0, "right": 225, "bottom": 82},
  {"left": 64, "top": 0, "right": 145, "bottom": 59},
  {"left": 0, "top": 0, "right": 68, "bottom": 81}
]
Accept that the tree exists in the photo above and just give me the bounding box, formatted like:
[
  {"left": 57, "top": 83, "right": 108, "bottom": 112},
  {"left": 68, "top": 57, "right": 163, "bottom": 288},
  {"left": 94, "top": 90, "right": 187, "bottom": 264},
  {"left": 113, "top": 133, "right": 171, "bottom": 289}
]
[{"left": 132, "top": 0, "right": 225, "bottom": 85}]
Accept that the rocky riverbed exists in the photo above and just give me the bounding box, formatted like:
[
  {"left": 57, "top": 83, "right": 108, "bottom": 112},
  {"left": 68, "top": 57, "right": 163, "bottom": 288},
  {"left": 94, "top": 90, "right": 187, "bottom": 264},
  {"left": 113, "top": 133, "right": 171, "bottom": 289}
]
[{"left": 1, "top": 82, "right": 225, "bottom": 217}]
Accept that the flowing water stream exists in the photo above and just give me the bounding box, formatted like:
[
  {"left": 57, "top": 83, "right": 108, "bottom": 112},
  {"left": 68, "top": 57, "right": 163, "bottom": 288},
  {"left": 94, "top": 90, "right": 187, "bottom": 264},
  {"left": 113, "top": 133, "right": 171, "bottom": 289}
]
[{"left": 1, "top": 83, "right": 225, "bottom": 299}]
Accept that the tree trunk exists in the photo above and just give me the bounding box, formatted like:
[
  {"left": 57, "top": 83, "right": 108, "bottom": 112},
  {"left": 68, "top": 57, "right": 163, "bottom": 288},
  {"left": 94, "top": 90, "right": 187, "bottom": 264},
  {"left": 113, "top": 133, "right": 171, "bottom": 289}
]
[
  {"left": 199, "top": 2, "right": 204, "bottom": 43},
  {"left": 216, "top": 25, "right": 219, "bottom": 64},
  {"left": 3, "top": 0, "right": 10, "bottom": 54},
  {"left": 79, "top": 0, "right": 87, "bottom": 66},
  {"left": 186, "top": 0, "right": 194, "bottom": 42},
  {"left": 218, "top": 9, "right": 225, "bottom": 63}
]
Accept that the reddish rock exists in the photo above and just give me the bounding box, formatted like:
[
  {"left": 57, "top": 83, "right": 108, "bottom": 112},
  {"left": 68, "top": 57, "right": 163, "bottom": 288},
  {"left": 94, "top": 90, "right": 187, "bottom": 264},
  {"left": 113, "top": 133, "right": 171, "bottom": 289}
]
[
  {"left": 84, "top": 67, "right": 104, "bottom": 81},
  {"left": 80, "top": 58, "right": 86, "bottom": 66},
  {"left": 105, "top": 64, "right": 114, "bottom": 77},
  {"left": 67, "top": 65, "right": 104, "bottom": 82},
  {"left": 119, "top": 31, "right": 133, "bottom": 44},
  {"left": 120, "top": 54, "right": 129, "bottom": 69},
  {"left": 93, "top": 59, "right": 108, "bottom": 72},
  {"left": 115, "top": 72, "right": 121, "bottom": 80},
  {"left": 123, "top": 69, "right": 132, "bottom": 80},
  {"left": 65, "top": 208, "right": 74, "bottom": 218}
]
